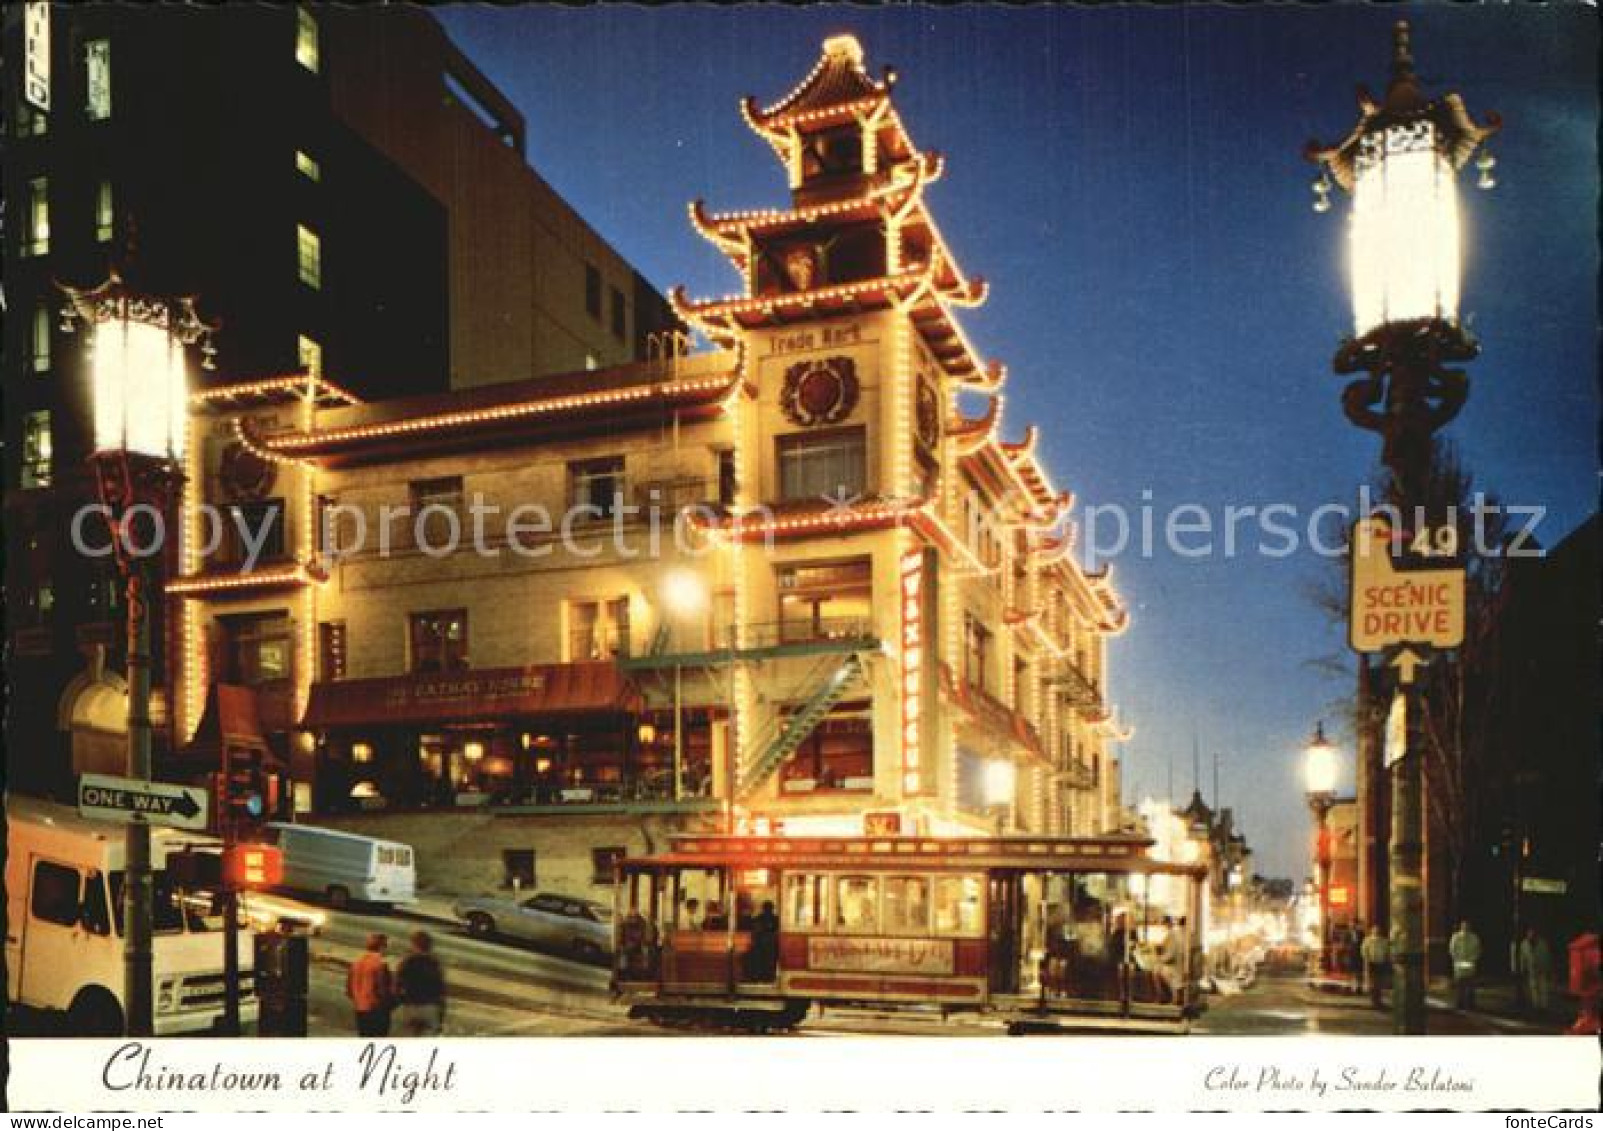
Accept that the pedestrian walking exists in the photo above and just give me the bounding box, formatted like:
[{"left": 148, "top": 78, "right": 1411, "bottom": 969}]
[
  {"left": 1448, "top": 920, "right": 1482, "bottom": 1010},
  {"left": 394, "top": 930, "right": 447, "bottom": 1036},
  {"left": 1517, "top": 928, "right": 1554, "bottom": 1014},
  {"left": 346, "top": 932, "right": 393, "bottom": 1037},
  {"left": 1360, "top": 923, "right": 1390, "bottom": 1009}
]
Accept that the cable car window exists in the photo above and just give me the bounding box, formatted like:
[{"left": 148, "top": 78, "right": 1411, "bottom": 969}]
[
  {"left": 834, "top": 875, "right": 879, "bottom": 933},
  {"left": 784, "top": 873, "right": 828, "bottom": 930},
  {"left": 883, "top": 876, "right": 930, "bottom": 935},
  {"left": 932, "top": 874, "right": 984, "bottom": 938}
]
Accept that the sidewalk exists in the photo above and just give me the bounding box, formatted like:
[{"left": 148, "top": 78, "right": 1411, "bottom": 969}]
[{"left": 1424, "top": 976, "right": 1577, "bottom": 1034}]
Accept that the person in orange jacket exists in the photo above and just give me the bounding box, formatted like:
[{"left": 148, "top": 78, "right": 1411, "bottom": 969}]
[{"left": 347, "top": 932, "right": 394, "bottom": 1037}]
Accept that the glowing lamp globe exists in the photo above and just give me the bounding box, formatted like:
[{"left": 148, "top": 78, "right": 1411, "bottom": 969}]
[
  {"left": 1303, "top": 722, "right": 1339, "bottom": 801},
  {"left": 983, "top": 760, "right": 1016, "bottom": 808}
]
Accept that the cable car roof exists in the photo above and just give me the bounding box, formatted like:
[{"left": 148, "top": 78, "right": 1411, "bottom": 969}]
[{"left": 625, "top": 834, "right": 1207, "bottom": 877}]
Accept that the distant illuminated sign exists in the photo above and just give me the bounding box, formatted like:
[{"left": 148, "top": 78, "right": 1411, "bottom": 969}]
[{"left": 24, "top": 3, "right": 50, "bottom": 113}]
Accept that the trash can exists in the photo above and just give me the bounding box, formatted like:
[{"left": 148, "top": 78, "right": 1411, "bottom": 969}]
[{"left": 255, "top": 929, "right": 311, "bottom": 1037}]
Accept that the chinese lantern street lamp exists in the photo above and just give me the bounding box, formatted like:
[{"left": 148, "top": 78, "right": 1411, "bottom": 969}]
[
  {"left": 1306, "top": 20, "right": 1498, "bottom": 1035},
  {"left": 1303, "top": 722, "right": 1340, "bottom": 981},
  {"left": 61, "top": 267, "right": 216, "bottom": 1037}
]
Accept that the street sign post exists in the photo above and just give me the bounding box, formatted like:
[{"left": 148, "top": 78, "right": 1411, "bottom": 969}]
[
  {"left": 1349, "top": 516, "right": 1466, "bottom": 654},
  {"left": 78, "top": 773, "right": 209, "bottom": 831}
]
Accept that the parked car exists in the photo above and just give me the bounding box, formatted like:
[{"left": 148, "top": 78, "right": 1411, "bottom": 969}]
[
  {"left": 262, "top": 823, "right": 416, "bottom": 910},
  {"left": 452, "top": 891, "right": 613, "bottom": 961}
]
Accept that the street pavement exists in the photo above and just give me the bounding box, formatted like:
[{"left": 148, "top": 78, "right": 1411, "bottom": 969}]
[{"left": 1195, "top": 971, "right": 1559, "bottom": 1036}]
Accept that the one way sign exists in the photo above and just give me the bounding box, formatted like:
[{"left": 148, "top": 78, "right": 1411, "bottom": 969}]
[{"left": 78, "top": 773, "right": 210, "bottom": 831}]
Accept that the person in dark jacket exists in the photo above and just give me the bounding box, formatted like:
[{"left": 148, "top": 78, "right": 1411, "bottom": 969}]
[
  {"left": 745, "top": 900, "right": 780, "bottom": 982},
  {"left": 394, "top": 930, "right": 447, "bottom": 1036}
]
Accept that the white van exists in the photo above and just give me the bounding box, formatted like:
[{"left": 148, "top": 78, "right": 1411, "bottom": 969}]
[
  {"left": 263, "top": 822, "right": 416, "bottom": 909},
  {"left": 5, "top": 796, "right": 258, "bottom": 1036}
]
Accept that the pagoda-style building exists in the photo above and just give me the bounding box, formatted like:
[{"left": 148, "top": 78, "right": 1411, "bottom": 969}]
[{"left": 673, "top": 35, "right": 1129, "bottom": 836}]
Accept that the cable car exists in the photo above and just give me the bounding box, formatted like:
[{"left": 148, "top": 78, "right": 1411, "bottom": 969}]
[{"left": 612, "top": 832, "right": 1208, "bottom": 1034}]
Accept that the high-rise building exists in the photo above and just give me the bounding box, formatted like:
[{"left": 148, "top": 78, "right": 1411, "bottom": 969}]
[{"left": 2, "top": 3, "right": 675, "bottom": 798}]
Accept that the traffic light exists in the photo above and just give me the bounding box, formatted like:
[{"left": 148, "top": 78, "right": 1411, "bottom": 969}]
[
  {"left": 222, "top": 844, "right": 283, "bottom": 890},
  {"left": 221, "top": 749, "right": 269, "bottom": 832}
]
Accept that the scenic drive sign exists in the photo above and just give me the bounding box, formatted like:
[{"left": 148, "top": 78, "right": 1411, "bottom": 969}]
[
  {"left": 78, "top": 772, "right": 210, "bottom": 831},
  {"left": 1348, "top": 515, "right": 1466, "bottom": 657}
]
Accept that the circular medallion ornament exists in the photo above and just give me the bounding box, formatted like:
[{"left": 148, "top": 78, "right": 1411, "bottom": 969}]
[
  {"left": 915, "top": 379, "right": 941, "bottom": 449},
  {"left": 781, "top": 357, "right": 859, "bottom": 427},
  {"left": 219, "top": 440, "right": 277, "bottom": 502}
]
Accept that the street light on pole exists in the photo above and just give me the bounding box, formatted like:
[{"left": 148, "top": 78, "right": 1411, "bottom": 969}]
[
  {"left": 61, "top": 265, "right": 216, "bottom": 1037},
  {"left": 1306, "top": 19, "right": 1499, "bottom": 1035},
  {"left": 1303, "top": 722, "right": 1340, "bottom": 982},
  {"left": 663, "top": 569, "right": 707, "bottom": 801}
]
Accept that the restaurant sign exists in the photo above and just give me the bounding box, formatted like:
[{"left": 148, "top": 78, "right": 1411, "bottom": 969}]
[
  {"left": 382, "top": 671, "right": 546, "bottom": 711},
  {"left": 809, "top": 936, "right": 954, "bottom": 975}
]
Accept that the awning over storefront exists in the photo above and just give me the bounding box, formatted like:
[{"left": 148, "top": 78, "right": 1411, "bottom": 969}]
[
  {"left": 165, "top": 682, "right": 282, "bottom": 776},
  {"left": 301, "top": 662, "right": 642, "bottom": 730}
]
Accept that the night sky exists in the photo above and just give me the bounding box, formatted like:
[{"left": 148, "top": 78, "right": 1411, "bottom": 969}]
[{"left": 436, "top": 4, "right": 1598, "bottom": 880}]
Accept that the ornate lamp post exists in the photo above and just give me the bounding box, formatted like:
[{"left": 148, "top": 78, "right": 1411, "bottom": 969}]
[
  {"left": 1303, "top": 722, "right": 1340, "bottom": 981},
  {"left": 61, "top": 268, "right": 216, "bottom": 1036},
  {"left": 1306, "top": 19, "right": 1498, "bottom": 1034}
]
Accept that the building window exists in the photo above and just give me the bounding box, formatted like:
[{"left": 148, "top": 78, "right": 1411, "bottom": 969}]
[
  {"left": 222, "top": 499, "right": 287, "bottom": 564},
  {"left": 502, "top": 849, "right": 537, "bottom": 889},
  {"left": 777, "top": 559, "right": 871, "bottom": 643},
  {"left": 15, "top": 104, "right": 47, "bottom": 138},
  {"left": 717, "top": 449, "right": 737, "bottom": 507},
  {"left": 32, "top": 304, "right": 51, "bottom": 373},
  {"left": 21, "top": 410, "right": 52, "bottom": 487},
  {"left": 410, "top": 609, "right": 468, "bottom": 673},
  {"left": 584, "top": 352, "right": 598, "bottom": 371},
  {"left": 591, "top": 847, "right": 626, "bottom": 885},
  {"left": 95, "top": 180, "right": 114, "bottom": 242},
  {"left": 85, "top": 39, "right": 111, "bottom": 121},
  {"left": 1014, "top": 657, "right": 1030, "bottom": 713},
  {"left": 295, "top": 149, "right": 321, "bottom": 182},
  {"left": 24, "top": 177, "right": 49, "bottom": 257},
  {"left": 298, "top": 334, "right": 323, "bottom": 378},
  {"left": 568, "top": 456, "right": 624, "bottom": 519},
  {"left": 782, "top": 715, "right": 873, "bottom": 793},
  {"left": 568, "top": 597, "right": 630, "bottom": 661},
  {"left": 777, "top": 427, "right": 865, "bottom": 502},
  {"left": 295, "top": 7, "right": 320, "bottom": 73},
  {"left": 222, "top": 612, "right": 293, "bottom": 686},
  {"left": 584, "top": 264, "right": 601, "bottom": 319},
  {"left": 963, "top": 614, "right": 991, "bottom": 694},
  {"left": 409, "top": 475, "right": 463, "bottom": 548},
  {"left": 318, "top": 621, "right": 347, "bottom": 681},
  {"left": 297, "top": 224, "right": 321, "bottom": 288},
  {"left": 609, "top": 286, "right": 626, "bottom": 340}
]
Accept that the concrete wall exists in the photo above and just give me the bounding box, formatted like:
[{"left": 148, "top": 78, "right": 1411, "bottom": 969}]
[{"left": 312, "top": 809, "right": 719, "bottom": 900}]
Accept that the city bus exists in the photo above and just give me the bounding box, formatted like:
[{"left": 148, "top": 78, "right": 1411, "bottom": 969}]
[{"left": 612, "top": 832, "right": 1208, "bottom": 1034}]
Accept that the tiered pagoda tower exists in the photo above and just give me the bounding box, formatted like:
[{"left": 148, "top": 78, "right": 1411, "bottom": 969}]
[{"left": 675, "top": 34, "right": 1128, "bottom": 836}]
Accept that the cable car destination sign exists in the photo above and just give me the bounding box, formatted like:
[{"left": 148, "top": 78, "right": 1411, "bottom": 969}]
[{"left": 1349, "top": 515, "right": 1465, "bottom": 679}]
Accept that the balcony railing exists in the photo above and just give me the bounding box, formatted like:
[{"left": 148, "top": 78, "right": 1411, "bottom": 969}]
[
  {"left": 633, "top": 477, "right": 722, "bottom": 513},
  {"left": 1046, "top": 660, "right": 1103, "bottom": 713}
]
